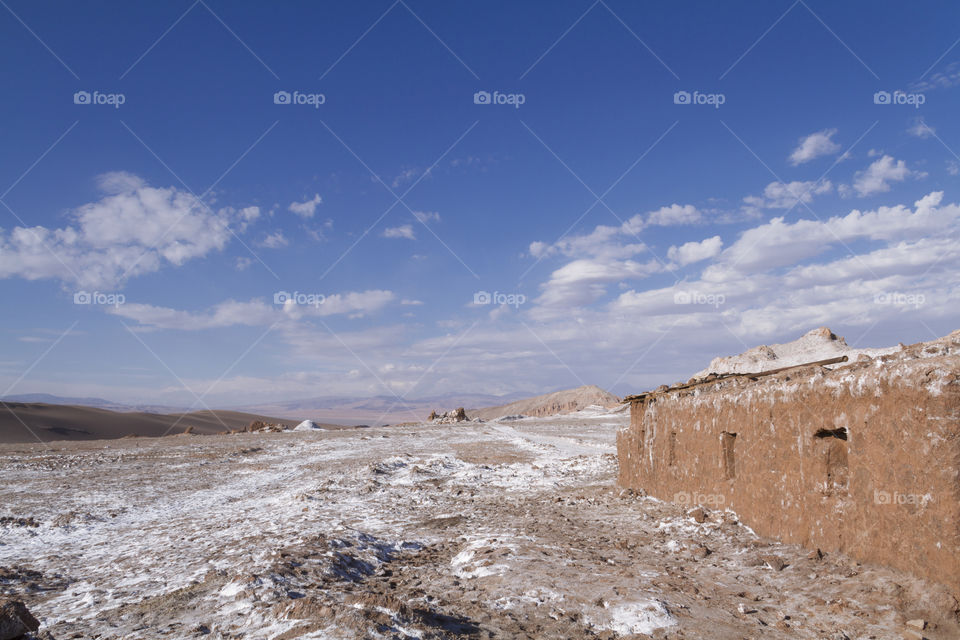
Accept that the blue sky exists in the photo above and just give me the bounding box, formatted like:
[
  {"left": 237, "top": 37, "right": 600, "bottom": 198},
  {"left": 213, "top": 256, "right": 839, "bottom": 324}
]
[{"left": 1, "top": 0, "right": 959, "bottom": 407}]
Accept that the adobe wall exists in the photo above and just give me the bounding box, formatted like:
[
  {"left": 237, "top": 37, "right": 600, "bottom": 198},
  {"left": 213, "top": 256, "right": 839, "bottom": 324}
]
[{"left": 617, "top": 341, "right": 960, "bottom": 599}]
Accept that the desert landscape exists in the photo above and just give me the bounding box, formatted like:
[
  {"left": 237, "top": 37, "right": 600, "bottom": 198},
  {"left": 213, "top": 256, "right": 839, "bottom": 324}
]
[
  {"left": 2, "top": 2, "right": 959, "bottom": 638},
  {"left": 2, "top": 329, "right": 958, "bottom": 639}
]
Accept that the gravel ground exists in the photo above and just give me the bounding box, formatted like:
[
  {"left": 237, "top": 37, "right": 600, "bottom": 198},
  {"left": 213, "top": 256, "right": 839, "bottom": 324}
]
[{"left": 1, "top": 415, "right": 956, "bottom": 639}]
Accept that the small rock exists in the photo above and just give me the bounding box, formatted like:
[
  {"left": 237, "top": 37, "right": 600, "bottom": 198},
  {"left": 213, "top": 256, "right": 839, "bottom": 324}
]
[
  {"left": 690, "top": 545, "right": 711, "bottom": 560},
  {"left": 688, "top": 507, "right": 706, "bottom": 523},
  {"left": 760, "top": 554, "right": 787, "bottom": 571},
  {"left": 744, "top": 554, "right": 765, "bottom": 567},
  {"left": 0, "top": 599, "right": 40, "bottom": 640},
  {"left": 806, "top": 548, "right": 823, "bottom": 561},
  {"left": 901, "top": 631, "right": 925, "bottom": 640},
  {"left": 905, "top": 619, "right": 926, "bottom": 630},
  {"left": 737, "top": 603, "right": 757, "bottom": 615}
]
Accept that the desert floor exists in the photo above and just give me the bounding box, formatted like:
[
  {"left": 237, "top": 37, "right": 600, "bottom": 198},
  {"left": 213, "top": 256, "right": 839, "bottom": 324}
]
[{"left": 1, "top": 414, "right": 955, "bottom": 639}]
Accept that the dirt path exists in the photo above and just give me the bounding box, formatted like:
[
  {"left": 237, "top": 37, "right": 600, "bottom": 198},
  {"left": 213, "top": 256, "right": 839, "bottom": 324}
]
[{"left": 0, "top": 417, "right": 955, "bottom": 639}]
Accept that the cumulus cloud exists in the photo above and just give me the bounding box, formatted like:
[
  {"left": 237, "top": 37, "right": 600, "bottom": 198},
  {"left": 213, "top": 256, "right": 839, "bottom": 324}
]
[
  {"left": 644, "top": 203, "right": 703, "bottom": 227},
  {"left": 844, "top": 155, "right": 923, "bottom": 197},
  {"left": 527, "top": 203, "right": 711, "bottom": 308},
  {"left": 789, "top": 129, "right": 841, "bottom": 165},
  {"left": 530, "top": 203, "right": 703, "bottom": 260},
  {"left": 608, "top": 192, "right": 960, "bottom": 349},
  {"left": 667, "top": 236, "right": 723, "bottom": 266},
  {"left": 743, "top": 180, "right": 833, "bottom": 212},
  {"left": 260, "top": 231, "right": 288, "bottom": 248},
  {"left": 709, "top": 191, "right": 953, "bottom": 276},
  {"left": 112, "top": 290, "right": 396, "bottom": 330},
  {"left": 382, "top": 225, "right": 416, "bottom": 240},
  {"left": 288, "top": 193, "right": 322, "bottom": 218},
  {"left": 0, "top": 172, "right": 251, "bottom": 289}
]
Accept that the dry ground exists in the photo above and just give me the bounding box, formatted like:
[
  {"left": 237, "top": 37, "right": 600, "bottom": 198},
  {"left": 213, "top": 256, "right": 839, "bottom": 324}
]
[{"left": 0, "top": 415, "right": 956, "bottom": 639}]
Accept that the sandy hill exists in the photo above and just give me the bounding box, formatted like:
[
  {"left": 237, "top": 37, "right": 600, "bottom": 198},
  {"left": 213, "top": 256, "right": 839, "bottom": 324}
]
[
  {"left": 470, "top": 385, "right": 620, "bottom": 421},
  {"left": 0, "top": 403, "right": 321, "bottom": 444},
  {"left": 691, "top": 327, "right": 901, "bottom": 381}
]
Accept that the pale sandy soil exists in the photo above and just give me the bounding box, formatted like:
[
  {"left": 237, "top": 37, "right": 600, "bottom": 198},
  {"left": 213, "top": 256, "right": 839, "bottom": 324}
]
[{"left": 0, "top": 414, "right": 956, "bottom": 639}]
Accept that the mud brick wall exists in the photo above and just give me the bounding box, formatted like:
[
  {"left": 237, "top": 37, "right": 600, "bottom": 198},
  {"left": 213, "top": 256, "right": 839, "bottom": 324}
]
[{"left": 617, "top": 353, "right": 960, "bottom": 599}]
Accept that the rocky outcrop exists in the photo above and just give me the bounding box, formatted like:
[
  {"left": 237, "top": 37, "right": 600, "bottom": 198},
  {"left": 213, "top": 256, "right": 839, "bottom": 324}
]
[
  {"left": 691, "top": 326, "right": 900, "bottom": 381},
  {"left": 471, "top": 385, "right": 620, "bottom": 421},
  {"left": 243, "top": 420, "right": 287, "bottom": 433},
  {"left": 427, "top": 408, "right": 468, "bottom": 424},
  {"left": 0, "top": 599, "right": 39, "bottom": 640}
]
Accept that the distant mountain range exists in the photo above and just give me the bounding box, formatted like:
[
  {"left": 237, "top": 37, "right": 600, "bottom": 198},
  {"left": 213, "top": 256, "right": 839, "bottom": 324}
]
[
  {"left": 236, "top": 391, "right": 533, "bottom": 424},
  {"left": 0, "top": 385, "right": 624, "bottom": 443},
  {"left": 0, "top": 387, "right": 614, "bottom": 426},
  {"left": 1, "top": 391, "right": 534, "bottom": 425},
  {"left": 0, "top": 393, "right": 186, "bottom": 414}
]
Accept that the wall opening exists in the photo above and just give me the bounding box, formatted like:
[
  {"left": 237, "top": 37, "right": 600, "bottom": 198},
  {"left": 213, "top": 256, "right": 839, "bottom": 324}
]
[
  {"left": 668, "top": 431, "right": 677, "bottom": 466},
  {"left": 814, "top": 427, "right": 849, "bottom": 491},
  {"left": 721, "top": 431, "right": 737, "bottom": 480},
  {"left": 814, "top": 427, "right": 848, "bottom": 440}
]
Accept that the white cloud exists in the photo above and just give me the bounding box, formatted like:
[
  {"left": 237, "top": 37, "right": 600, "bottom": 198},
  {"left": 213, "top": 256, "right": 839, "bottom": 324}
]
[
  {"left": 667, "top": 236, "right": 723, "bottom": 266},
  {"left": 112, "top": 290, "right": 396, "bottom": 330},
  {"left": 789, "top": 129, "right": 841, "bottom": 165},
  {"left": 907, "top": 118, "right": 935, "bottom": 139},
  {"left": 0, "top": 172, "right": 248, "bottom": 289},
  {"left": 382, "top": 225, "right": 416, "bottom": 240},
  {"left": 413, "top": 211, "right": 441, "bottom": 224},
  {"left": 530, "top": 204, "right": 703, "bottom": 260},
  {"left": 644, "top": 203, "right": 702, "bottom": 227},
  {"left": 536, "top": 257, "right": 662, "bottom": 307},
  {"left": 527, "top": 203, "right": 710, "bottom": 308},
  {"left": 948, "top": 160, "right": 960, "bottom": 176},
  {"left": 288, "top": 194, "right": 322, "bottom": 218},
  {"left": 401, "top": 299, "right": 424, "bottom": 305},
  {"left": 911, "top": 61, "right": 960, "bottom": 92},
  {"left": 847, "top": 155, "right": 923, "bottom": 197},
  {"left": 391, "top": 168, "right": 422, "bottom": 188},
  {"left": 235, "top": 257, "right": 253, "bottom": 271},
  {"left": 260, "top": 231, "right": 288, "bottom": 248},
  {"left": 708, "top": 191, "right": 953, "bottom": 276},
  {"left": 606, "top": 192, "right": 960, "bottom": 357},
  {"left": 743, "top": 180, "right": 833, "bottom": 212}
]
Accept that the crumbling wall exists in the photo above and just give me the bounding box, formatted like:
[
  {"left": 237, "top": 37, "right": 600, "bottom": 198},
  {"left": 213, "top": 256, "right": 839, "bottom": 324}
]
[{"left": 617, "top": 347, "right": 960, "bottom": 599}]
